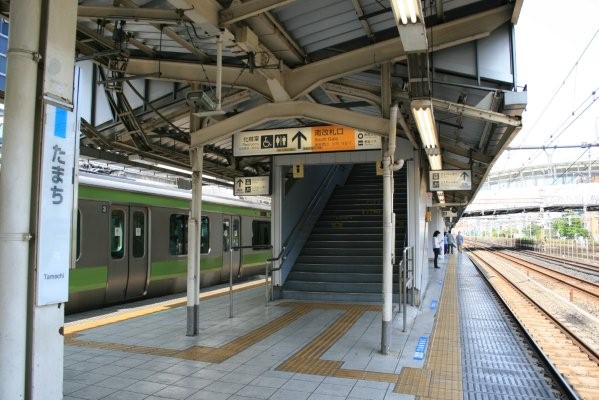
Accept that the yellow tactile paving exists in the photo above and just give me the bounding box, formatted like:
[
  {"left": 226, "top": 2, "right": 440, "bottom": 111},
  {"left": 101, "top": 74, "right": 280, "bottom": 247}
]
[
  {"left": 395, "top": 255, "right": 463, "bottom": 399},
  {"left": 66, "top": 273, "right": 460, "bottom": 392},
  {"left": 66, "top": 303, "right": 312, "bottom": 363}
]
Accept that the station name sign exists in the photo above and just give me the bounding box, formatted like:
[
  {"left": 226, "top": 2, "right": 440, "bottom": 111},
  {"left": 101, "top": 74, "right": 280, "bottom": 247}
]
[
  {"left": 233, "top": 125, "right": 382, "bottom": 157},
  {"left": 234, "top": 176, "right": 270, "bottom": 196},
  {"left": 429, "top": 170, "right": 472, "bottom": 191}
]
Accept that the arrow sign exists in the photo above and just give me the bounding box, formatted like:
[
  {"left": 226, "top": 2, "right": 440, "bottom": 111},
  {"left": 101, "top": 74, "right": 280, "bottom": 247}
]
[
  {"left": 460, "top": 171, "right": 469, "bottom": 181},
  {"left": 292, "top": 130, "right": 307, "bottom": 149},
  {"left": 236, "top": 178, "right": 243, "bottom": 189}
]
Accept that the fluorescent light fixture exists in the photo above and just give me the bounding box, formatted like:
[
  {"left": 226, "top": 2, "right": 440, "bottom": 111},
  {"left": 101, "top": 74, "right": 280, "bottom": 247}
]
[
  {"left": 390, "top": 0, "right": 422, "bottom": 24},
  {"left": 129, "top": 154, "right": 192, "bottom": 176},
  {"left": 412, "top": 99, "right": 443, "bottom": 170},
  {"left": 428, "top": 154, "right": 442, "bottom": 170},
  {"left": 391, "top": 0, "right": 427, "bottom": 51}
]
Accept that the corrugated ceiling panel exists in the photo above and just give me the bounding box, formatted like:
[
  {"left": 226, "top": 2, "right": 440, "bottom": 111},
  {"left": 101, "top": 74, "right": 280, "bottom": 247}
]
[{"left": 273, "top": 0, "right": 367, "bottom": 53}]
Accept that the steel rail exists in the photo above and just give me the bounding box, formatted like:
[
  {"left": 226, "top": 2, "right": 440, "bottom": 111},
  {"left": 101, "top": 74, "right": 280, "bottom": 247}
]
[
  {"left": 495, "top": 251, "right": 599, "bottom": 300},
  {"left": 470, "top": 250, "right": 599, "bottom": 364},
  {"left": 469, "top": 250, "right": 598, "bottom": 399}
]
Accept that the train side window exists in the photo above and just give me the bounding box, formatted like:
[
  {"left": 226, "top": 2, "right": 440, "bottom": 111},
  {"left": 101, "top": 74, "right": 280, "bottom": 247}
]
[
  {"left": 111, "top": 210, "right": 125, "bottom": 259},
  {"left": 232, "top": 218, "right": 240, "bottom": 248},
  {"left": 169, "top": 214, "right": 188, "bottom": 255},
  {"left": 223, "top": 219, "right": 230, "bottom": 252},
  {"left": 201, "top": 216, "right": 209, "bottom": 254},
  {"left": 132, "top": 211, "right": 145, "bottom": 258},
  {"left": 252, "top": 220, "right": 270, "bottom": 248}
]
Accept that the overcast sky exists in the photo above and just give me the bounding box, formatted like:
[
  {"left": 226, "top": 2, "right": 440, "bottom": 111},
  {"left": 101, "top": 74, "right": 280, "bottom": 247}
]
[{"left": 492, "top": 0, "right": 599, "bottom": 172}]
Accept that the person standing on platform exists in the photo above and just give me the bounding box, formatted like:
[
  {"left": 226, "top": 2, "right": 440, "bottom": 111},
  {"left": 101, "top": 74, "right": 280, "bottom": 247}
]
[
  {"left": 433, "top": 230, "right": 442, "bottom": 268},
  {"left": 443, "top": 232, "right": 448, "bottom": 254},
  {"left": 447, "top": 230, "right": 456, "bottom": 254},
  {"left": 456, "top": 231, "right": 464, "bottom": 253}
]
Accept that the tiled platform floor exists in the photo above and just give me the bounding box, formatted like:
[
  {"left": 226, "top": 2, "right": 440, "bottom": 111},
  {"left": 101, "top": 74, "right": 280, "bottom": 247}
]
[{"left": 63, "top": 253, "right": 557, "bottom": 400}]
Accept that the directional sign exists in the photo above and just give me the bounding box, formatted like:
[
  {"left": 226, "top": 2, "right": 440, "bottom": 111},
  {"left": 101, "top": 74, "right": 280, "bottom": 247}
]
[
  {"left": 233, "top": 125, "right": 382, "bottom": 156},
  {"left": 429, "top": 170, "right": 472, "bottom": 191},
  {"left": 234, "top": 176, "right": 270, "bottom": 196}
]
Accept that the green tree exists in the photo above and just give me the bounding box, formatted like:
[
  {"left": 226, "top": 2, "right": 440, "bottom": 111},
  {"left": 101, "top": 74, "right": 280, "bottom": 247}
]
[
  {"left": 552, "top": 213, "right": 590, "bottom": 239},
  {"left": 523, "top": 223, "right": 542, "bottom": 239}
]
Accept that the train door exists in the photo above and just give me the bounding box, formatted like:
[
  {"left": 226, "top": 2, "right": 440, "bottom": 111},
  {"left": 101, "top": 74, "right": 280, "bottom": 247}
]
[
  {"left": 105, "top": 205, "right": 149, "bottom": 303},
  {"left": 105, "top": 205, "right": 128, "bottom": 303},
  {"left": 125, "top": 206, "right": 149, "bottom": 298},
  {"left": 220, "top": 215, "right": 241, "bottom": 282}
]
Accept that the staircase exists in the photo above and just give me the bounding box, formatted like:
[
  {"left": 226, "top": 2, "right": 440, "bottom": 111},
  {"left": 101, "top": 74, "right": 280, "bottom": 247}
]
[{"left": 282, "top": 163, "right": 407, "bottom": 302}]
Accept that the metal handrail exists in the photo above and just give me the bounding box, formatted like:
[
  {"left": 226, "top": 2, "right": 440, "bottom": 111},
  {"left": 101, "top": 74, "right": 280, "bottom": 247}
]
[
  {"left": 229, "top": 244, "right": 273, "bottom": 316},
  {"left": 266, "top": 246, "right": 286, "bottom": 304},
  {"left": 280, "top": 165, "right": 341, "bottom": 254},
  {"left": 400, "top": 246, "right": 414, "bottom": 332}
]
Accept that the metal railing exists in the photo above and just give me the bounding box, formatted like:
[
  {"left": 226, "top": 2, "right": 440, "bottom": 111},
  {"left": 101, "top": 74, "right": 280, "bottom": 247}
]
[
  {"left": 398, "top": 246, "right": 414, "bottom": 332},
  {"left": 229, "top": 244, "right": 272, "bottom": 317},
  {"left": 266, "top": 246, "right": 286, "bottom": 305}
]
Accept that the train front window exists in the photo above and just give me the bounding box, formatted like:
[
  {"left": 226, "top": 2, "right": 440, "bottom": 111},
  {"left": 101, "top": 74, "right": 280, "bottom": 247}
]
[
  {"left": 201, "top": 216, "right": 209, "bottom": 254},
  {"left": 169, "top": 214, "right": 188, "bottom": 255},
  {"left": 132, "top": 211, "right": 145, "bottom": 258},
  {"left": 111, "top": 210, "right": 125, "bottom": 259},
  {"left": 252, "top": 220, "right": 270, "bottom": 248}
]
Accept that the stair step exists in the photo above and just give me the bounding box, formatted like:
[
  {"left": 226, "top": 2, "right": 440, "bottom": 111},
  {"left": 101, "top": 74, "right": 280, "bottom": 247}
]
[
  {"left": 296, "top": 255, "right": 382, "bottom": 264},
  {"left": 301, "top": 247, "right": 382, "bottom": 256},
  {"left": 281, "top": 290, "right": 399, "bottom": 303},
  {"left": 284, "top": 281, "right": 384, "bottom": 293},
  {"left": 288, "top": 271, "right": 399, "bottom": 283},
  {"left": 293, "top": 263, "right": 383, "bottom": 273},
  {"left": 303, "top": 240, "right": 382, "bottom": 249},
  {"left": 282, "top": 163, "right": 408, "bottom": 301}
]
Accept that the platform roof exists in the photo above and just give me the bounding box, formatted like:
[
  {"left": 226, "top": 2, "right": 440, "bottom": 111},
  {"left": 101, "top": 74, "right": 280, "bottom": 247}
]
[{"left": 0, "top": 0, "right": 526, "bottom": 220}]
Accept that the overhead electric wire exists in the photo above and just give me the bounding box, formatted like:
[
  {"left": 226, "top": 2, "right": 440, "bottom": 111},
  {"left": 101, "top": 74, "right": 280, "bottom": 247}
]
[
  {"left": 552, "top": 146, "right": 590, "bottom": 185},
  {"left": 522, "top": 88, "right": 598, "bottom": 166},
  {"left": 507, "top": 87, "right": 599, "bottom": 184},
  {"left": 515, "top": 27, "right": 599, "bottom": 146}
]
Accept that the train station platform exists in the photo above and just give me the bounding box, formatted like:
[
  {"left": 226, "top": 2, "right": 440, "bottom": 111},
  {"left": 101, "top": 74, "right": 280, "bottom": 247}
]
[{"left": 62, "top": 254, "right": 559, "bottom": 400}]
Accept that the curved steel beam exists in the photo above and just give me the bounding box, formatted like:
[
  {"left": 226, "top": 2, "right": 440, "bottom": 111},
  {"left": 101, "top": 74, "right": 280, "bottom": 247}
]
[{"left": 190, "top": 100, "right": 389, "bottom": 147}]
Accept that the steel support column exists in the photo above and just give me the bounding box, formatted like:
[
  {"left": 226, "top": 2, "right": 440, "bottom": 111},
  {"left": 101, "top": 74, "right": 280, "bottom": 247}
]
[
  {"left": 0, "top": 1, "right": 42, "bottom": 398},
  {"left": 381, "top": 104, "right": 398, "bottom": 354},
  {"left": 187, "top": 146, "right": 203, "bottom": 335}
]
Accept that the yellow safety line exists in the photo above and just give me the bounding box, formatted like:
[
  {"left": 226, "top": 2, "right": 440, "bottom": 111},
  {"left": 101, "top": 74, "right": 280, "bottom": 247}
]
[
  {"left": 64, "top": 279, "right": 266, "bottom": 335},
  {"left": 395, "top": 255, "right": 463, "bottom": 399}
]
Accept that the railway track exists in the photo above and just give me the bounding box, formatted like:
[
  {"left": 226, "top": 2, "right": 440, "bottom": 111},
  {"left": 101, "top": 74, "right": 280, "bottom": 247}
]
[
  {"left": 469, "top": 249, "right": 599, "bottom": 399},
  {"left": 519, "top": 250, "right": 599, "bottom": 275},
  {"left": 497, "top": 251, "right": 599, "bottom": 303}
]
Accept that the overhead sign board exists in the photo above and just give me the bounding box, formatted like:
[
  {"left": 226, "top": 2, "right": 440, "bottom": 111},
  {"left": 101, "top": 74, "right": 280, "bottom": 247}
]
[
  {"left": 234, "top": 176, "right": 270, "bottom": 196},
  {"left": 233, "top": 125, "right": 382, "bottom": 157},
  {"left": 429, "top": 170, "right": 472, "bottom": 191}
]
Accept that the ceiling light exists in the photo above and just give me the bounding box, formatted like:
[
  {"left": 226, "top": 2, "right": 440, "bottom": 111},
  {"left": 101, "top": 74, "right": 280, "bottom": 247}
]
[
  {"left": 428, "top": 155, "right": 442, "bottom": 170},
  {"left": 129, "top": 154, "right": 192, "bottom": 176},
  {"left": 390, "top": 0, "right": 422, "bottom": 24},
  {"left": 391, "top": 0, "right": 427, "bottom": 52}
]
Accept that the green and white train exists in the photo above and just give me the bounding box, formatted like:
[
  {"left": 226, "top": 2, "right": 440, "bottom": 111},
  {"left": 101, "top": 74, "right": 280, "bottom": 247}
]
[{"left": 68, "top": 174, "right": 271, "bottom": 314}]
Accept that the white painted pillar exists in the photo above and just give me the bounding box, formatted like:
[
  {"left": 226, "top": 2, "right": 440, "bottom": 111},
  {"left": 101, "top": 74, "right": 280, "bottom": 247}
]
[
  {"left": 187, "top": 147, "right": 203, "bottom": 335},
  {"left": 0, "top": 1, "right": 42, "bottom": 398},
  {"left": 271, "top": 166, "right": 284, "bottom": 288},
  {"left": 381, "top": 104, "right": 398, "bottom": 354}
]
